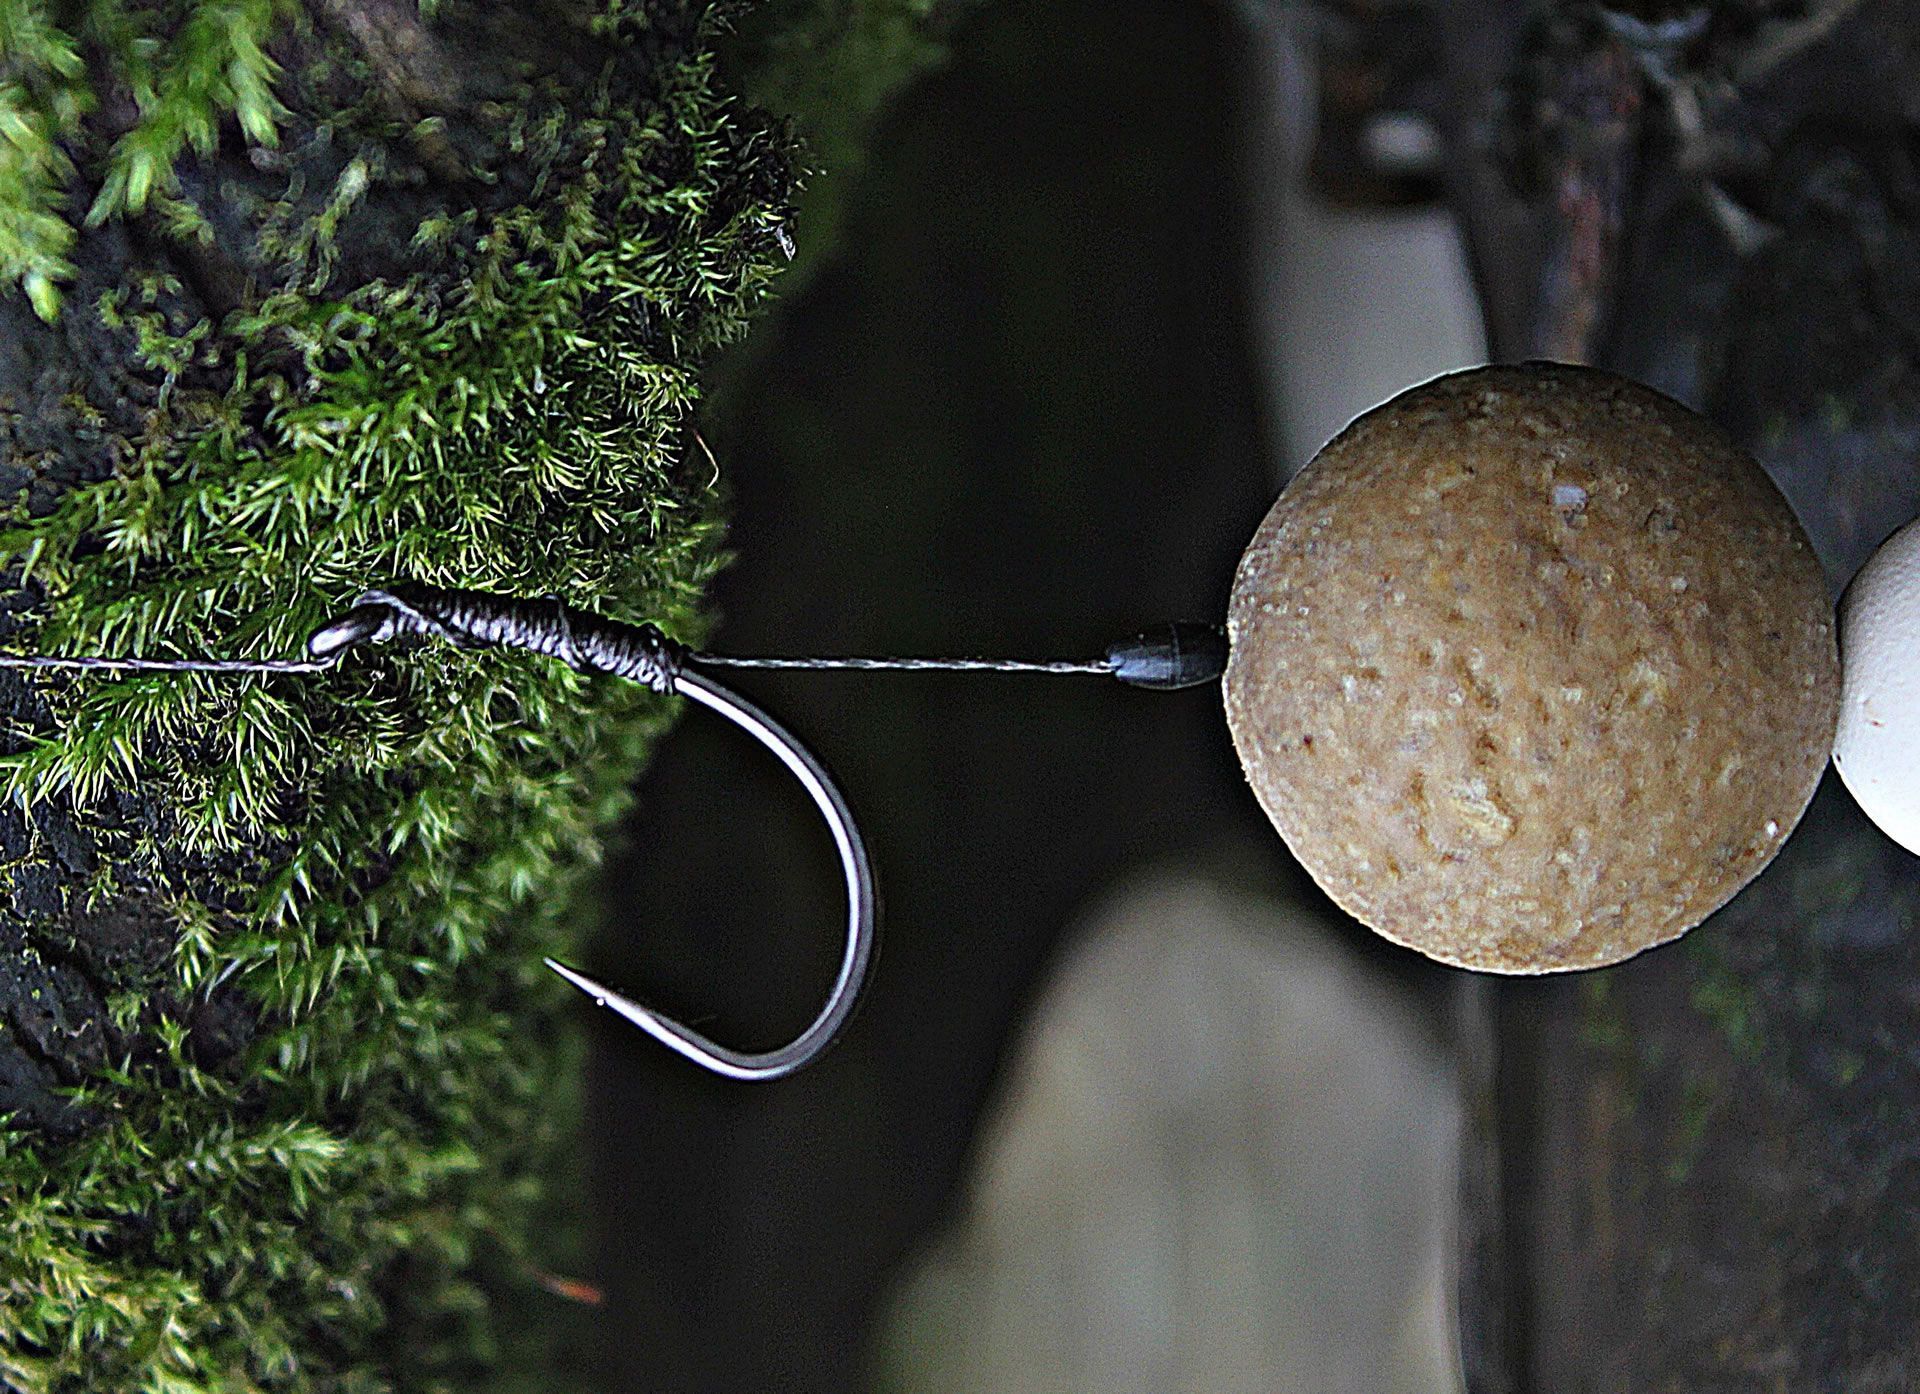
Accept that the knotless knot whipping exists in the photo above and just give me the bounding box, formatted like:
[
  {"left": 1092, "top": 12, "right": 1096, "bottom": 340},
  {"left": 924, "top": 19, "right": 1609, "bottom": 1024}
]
[{"left": 306, "top": 582, "right": 688, "bottom": 693}]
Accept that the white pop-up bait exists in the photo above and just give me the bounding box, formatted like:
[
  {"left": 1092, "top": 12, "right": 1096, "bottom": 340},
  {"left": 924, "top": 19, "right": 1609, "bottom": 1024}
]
[{"left": 1835, "top": 516, "right": 1920, "bottom": 857}]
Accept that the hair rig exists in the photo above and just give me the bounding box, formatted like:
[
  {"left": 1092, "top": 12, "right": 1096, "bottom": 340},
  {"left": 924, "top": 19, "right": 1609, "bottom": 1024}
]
[
  {"left": 1, "top": 580, "right": 1227, "bottom": 1083},
  {"left": 15, "top": 366, "right": 1916, "bottom": 1081}
]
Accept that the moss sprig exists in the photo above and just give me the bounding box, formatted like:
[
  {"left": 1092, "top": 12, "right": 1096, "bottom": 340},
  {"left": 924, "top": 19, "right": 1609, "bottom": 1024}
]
[{"left": 1, "top": 0, "right": 293, "bottom": 321}]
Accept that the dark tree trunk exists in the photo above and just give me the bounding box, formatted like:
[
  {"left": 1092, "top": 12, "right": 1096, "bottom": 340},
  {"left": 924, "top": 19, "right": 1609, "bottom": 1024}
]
[{"left": 1444, "top": 3, "right": 1920, "bottom": 1389}]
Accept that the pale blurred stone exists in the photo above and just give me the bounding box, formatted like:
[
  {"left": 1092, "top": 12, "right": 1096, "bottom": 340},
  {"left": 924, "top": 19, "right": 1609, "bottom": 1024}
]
[{"left": 878, "top": 875, "right": 1461, "bottom": 1394}]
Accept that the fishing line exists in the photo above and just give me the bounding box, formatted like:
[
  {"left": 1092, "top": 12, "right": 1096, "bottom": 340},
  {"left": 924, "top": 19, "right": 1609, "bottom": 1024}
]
[{"left": 0, "top": 580, "right": 1227, "bottom": 1081}]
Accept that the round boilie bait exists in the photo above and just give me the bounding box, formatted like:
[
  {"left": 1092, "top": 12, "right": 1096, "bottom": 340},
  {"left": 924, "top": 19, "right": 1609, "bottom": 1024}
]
[{"left": 1223, "top": 363, "right": 1840, "bottom": 973}]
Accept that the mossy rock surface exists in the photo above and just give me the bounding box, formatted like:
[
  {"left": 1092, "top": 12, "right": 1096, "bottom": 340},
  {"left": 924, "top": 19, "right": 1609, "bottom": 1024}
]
[{"left": 0, "top": 2, "right": 794, "bottom": 1388}]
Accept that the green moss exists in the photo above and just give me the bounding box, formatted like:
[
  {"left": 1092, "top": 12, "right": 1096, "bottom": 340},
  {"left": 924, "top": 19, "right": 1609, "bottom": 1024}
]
[
  {"left": 725, "top": 0, "right": 961, "bottom": 269},
  {"left": 1684, "top": 933, "right": 1765, "bottom": 1063},
  {"left": 0, "top": 0, "right": 293, "bottom": 321},
  {"left": 0, "top": 3, "right": 795, "bottom": 1389},
  {"left": 1662, "top": 1072, "right": 1722, "bottom": 1186}
]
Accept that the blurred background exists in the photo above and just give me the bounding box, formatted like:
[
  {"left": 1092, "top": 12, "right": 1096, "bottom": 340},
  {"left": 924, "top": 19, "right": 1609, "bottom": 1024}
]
[{"left": 556, "top": 2, "right": 1920, "bottom": 1390}]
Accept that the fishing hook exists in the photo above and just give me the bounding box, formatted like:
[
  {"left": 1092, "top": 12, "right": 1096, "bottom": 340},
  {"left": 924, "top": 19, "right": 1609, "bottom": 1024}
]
[
  {"left": 5, "top": 580, "right": 1224, "bottom": 1082},
  {"left": 307, "top": 582, "right": 877, "bottom": 1082},
  {"left": 549, "top": 666, "right": 877, "bottom": 1081},
  {"left": 305, "top": 582, "right": 1223, "bottom": 1080}
]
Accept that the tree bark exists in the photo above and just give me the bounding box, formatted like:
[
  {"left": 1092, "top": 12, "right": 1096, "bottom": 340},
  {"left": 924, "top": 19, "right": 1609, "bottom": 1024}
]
[{"left": 1445, "top": 3, "right": 1920, "bottom": 1389}]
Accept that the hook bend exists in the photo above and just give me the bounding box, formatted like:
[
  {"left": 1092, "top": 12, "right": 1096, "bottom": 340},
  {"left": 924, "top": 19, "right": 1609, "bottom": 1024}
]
[{"left": 544, "top": 667, "right": 878, "bottom": 1081}]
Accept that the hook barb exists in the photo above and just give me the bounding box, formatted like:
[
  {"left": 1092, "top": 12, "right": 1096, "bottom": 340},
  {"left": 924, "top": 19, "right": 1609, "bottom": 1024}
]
[{"left": 546, "top": 668, "right": 878, "bottom": 1082}]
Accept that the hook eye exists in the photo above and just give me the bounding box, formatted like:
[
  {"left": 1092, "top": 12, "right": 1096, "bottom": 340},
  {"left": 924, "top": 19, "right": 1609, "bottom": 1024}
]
[
  {"left": 545, "top": 667, "right": 878, "bottom": 1081},
  {"left": 306, "top": 601, "right": 397, "bottom": 659}
]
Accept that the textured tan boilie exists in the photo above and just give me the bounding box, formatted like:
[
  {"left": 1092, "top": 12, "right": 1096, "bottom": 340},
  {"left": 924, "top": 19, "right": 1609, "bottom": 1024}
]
[{"left": 1225, "top": 364, "right": 1839, "bottom": 972}]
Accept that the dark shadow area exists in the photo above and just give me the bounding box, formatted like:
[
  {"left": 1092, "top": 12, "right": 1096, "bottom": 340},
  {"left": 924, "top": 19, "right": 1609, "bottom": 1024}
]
[
  {"left": 1436, "top": 4, "right": 1920, "bottom": 1387},
  {"left": 576, "top": 1, "right": 1339, "bottom": 1388}
]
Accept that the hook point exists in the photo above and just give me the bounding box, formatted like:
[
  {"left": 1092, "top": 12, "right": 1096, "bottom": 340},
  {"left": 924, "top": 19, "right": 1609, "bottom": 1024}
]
[{"left": 544, "top": 956, "right": 606, "bottom": 1002}]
